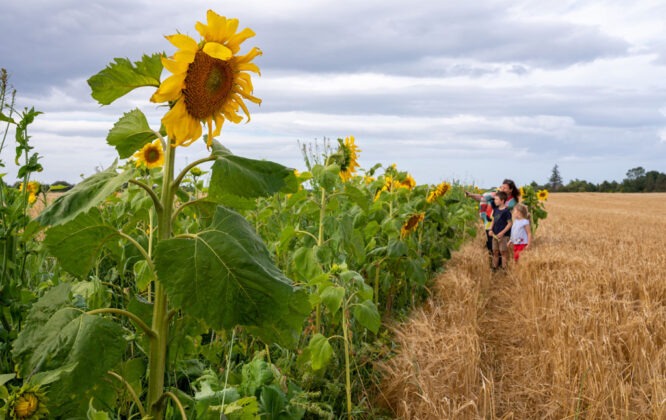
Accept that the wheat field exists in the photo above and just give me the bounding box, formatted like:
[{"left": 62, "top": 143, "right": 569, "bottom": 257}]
[{"left": 378, "top": 193, "right": 666, "bottom": 419}]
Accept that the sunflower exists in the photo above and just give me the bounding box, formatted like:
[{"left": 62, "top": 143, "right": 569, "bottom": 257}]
[
  {"left": 400, "top": 212, "right": 425, "bottom": 238},
  {"left": 400, "top": 174, "right": 416, "bottom": 190},
  {"left": 19, "top": 181, "right": 40, "bottom": 204},
  {"left": 537, "top": 189, "right": 549, "bottom": 201},
  {"left": 426, "top": 181, "right": 450, "bottom": 203},
  {"left": 338, "top": 136, "right": 361, "bottom": 182},
  {"left": 7, "top": 384, "right": 48, "bottom": 419},
  {"left": 519, "top": 186, "right": 525, "bottom": 197},
  {"left": 151, "top": 10, "right": 262, "bottom": 148},
  {"left": 133, "top": 140, "right": 165, "bottom": 169},
  {"left": 373, "top": 175, "right": 403, "bottom": 201}
]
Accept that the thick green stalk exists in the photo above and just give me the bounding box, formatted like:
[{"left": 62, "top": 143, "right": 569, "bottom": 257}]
[
  {"left": 146, "top": 142, "right": 176, "bottom": 420},
  {"left": 315, "top": 187, "right": 326, "bottom": 332},
  {"left": 341, "top": 303, "right": 353, "bottom": 418}
]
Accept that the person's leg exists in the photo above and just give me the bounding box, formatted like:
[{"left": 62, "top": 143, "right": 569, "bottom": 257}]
[
  {"left": 492, "top": 237, "right": 500, "bottom": 268},
  {"left": 499, "top": 237, "right": 509, "bottom": 268}
]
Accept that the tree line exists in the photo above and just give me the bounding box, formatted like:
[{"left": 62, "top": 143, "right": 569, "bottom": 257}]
[{"left": 533, "top": 165, "right": 666, "bottom": 193}]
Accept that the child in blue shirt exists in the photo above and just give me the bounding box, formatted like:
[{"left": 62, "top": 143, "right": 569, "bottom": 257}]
[{"left": 489, "top": 191, "right": 512, "bottom": 270}]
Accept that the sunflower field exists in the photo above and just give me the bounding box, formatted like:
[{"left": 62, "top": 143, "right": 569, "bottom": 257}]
[{"left": 0, "top": 11, "right": 479, "bottom": 419}]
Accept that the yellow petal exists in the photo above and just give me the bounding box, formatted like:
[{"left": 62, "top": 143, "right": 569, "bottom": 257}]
[
  {"left": 161, "top": 57, "right": 189, "bottom": 75},
  {"left": 165, "top": 34, "right": 198, "bottom": 52},
  {"left": 226, "top": 28, "right": 255, "bottom": 53},
  {"left": 150, "top": 73, "right": 185, "bottom": 103},
  {"left": 202, "top": 42, "right": 232, "bottom": 60}
]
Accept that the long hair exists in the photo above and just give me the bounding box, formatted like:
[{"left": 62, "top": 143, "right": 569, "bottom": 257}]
[{"left": 503, "top": 179, "right": 520, "bottom": 201}]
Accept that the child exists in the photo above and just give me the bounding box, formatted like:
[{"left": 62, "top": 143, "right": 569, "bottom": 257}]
[
  {"left": 489, "top": 191, "right": 512, "bottom": 270},
  {"left": 509, "top": 203, "right": 531, "bottom": 262}
]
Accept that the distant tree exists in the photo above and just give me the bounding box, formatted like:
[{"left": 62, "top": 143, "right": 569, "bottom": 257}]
[
  {"left": 49, "top": 180, "right": 74, "bottom": 192},
  {"left": 561, "top": 178, "right": 597, "bottom": 192},
  {"left": 622, "top": 166, "right": 647, "bottom": 192},
  {"left": 548, "top": 164, "right": 563, "bottom": 191}
]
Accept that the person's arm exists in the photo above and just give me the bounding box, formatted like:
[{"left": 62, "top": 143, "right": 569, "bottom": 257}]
[
  {"left": 524, "top": 223, "right": 532, "bottom": 248},
  {"left": 465, "top": 191, "right": 482, "bottom": 202},
  {"left": 465, "top": 191, "right": 496, "bottom": 202}
]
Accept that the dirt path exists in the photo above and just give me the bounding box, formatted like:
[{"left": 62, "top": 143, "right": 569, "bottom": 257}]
[{"left": 378, "top": 193, "right": 666, "bottom": 419}]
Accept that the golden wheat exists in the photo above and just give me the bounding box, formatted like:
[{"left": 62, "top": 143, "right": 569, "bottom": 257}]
[{"left": 378, "top": 193, "right": 666, "bottom": 419}]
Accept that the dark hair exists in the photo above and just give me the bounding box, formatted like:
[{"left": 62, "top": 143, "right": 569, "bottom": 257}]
[
  {"left": 502, "top": 179, "right": 520, "bottom": 201},
  {"left": 496, "top": 191, "right": 508, "bottom": 202}
]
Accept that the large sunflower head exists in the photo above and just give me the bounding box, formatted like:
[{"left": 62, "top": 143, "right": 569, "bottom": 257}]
[
  {"left": 400, "top": 173, "right": 416, "bottom": 190},
  {"left": 133, "top": 140, "right": 165, "bottom": 169},
  {"left": 426, "top": 181, "right": 450, "bottom": 203},
  {"left": 537, "top": 189, "right": 549, "bottom": 201},
  {"left": 400, "top": 212, "right": 425, "bottom": 238},
  {"left": 338, "top": 136, "right": 361, "bottom": 182},
  {"left": 151, "top": 10, "right": 262, "bottom": 148}
]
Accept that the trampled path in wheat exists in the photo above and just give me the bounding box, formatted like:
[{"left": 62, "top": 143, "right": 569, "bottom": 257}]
[{"left": 378, "top": 193, "right": 666, "bottom": 419}]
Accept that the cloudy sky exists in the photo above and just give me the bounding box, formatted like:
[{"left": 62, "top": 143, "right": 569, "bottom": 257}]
[{"left": 2, "top": 0, "right": 666, "bottom": 187}]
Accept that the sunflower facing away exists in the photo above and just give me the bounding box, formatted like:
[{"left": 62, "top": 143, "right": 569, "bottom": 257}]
[
  {"left": 6, "top": 384, "right": 48, "bottom": 419},
  {"left": 151, "top": 10, "right": 262, "bottom": 147},
  {"left": 537, "top": 189, "right": 549, "bottom": 201},
  {"left": 133, "top": 139, "right": 165, "bottom": 169},
  {"left": 426, "top": 181, "right": 450, "bottom": 203},
  {"left": 400, "top": 174, "right": 416, "bottom": 190},
  {"left": 400, "top": 212, "right": 425, "bottom": 238},
  {"left": 338, "top": 136, "right": 361, "bottom": 182}
]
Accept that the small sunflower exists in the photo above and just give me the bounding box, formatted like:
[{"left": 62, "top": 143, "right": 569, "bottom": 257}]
[
  {"left": 151, "top": 10, "right": 262, "bottom": 147},
  {"left": 7, "top": 384, "right": 48, "bottom": 419},
  {"left": 19, "top": 181, "right": 40, "bottom": 204},
  {"left": 338, "top": 136, "right": 361, "bottom": 182},
  {"left": 537, "top": 189, "right": 549, "bottom": 201},
  {"left": 400, "top": 212, "right": 425, "bottom": 238},
  {"left": 426, "top": 181, "right": 451, "bottom": 203},
  {"left": 133, "top": 140, "right": 165, "bottom": 169},
  {"left": 373, "top": 175, "right": 402, "bottom": 201},
  {"left": 519, "top": 186, "right": 525, "bottom": 197}
]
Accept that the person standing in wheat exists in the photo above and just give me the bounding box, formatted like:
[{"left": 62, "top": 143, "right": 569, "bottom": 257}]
[{"left": 509, "top": 202, "right": 531, "bottom": 262}]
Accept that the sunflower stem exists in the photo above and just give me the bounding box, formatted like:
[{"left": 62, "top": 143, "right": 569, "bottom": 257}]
[
  {"left": 147, "top": 141, "right": 176, "bottom": 420},
  {"left": 315, "top": 187, "right": 326, "bottom": 333},
  {"left": 172, "top": 155, "right": 217, "bottom": 192}
]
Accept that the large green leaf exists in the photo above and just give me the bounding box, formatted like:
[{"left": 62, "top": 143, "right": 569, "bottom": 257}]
[
  {"left": 306, "top": 333, "right": 333, "bottom": 371},
  {"left": 37, "top": 163, "right": 134, "bottom": 226},
  {"left": 12, "top": 285, "right": 126, "bottom": 417},
  {"left": 43, "top": 208, "right": 119, "bottom": 277},
  {"left": 155, "top": 206, "right": 310, "bottom": 348},
  {"left": 107, "top": 109, "right": 158, "bottom": 158},
  {"left": 208, "top": 144, "right": 298, "bottom": 209},
  {"left": 352, "top": 299, "right": 381, "bottom": 334},
  {"left": 88, "top": 53, "right": 163, "bottom": 105}
]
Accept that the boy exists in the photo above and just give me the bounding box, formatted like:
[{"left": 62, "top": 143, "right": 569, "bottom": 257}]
[{"left": 489, "top": 191, "right": 512, "bottom": 270}]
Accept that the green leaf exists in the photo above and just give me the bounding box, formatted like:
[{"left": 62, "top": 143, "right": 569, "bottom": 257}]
[
  {"left": 133, "top": 260, "right": 153, "bottom": 291},
  {"left": 290, "top": 247, "right": 323, "bottom": 283},
  {"left": 260, "top": 385, "right": 287, "bottom": 418},
  {"left": 223, "top": 396, "right": 259, "bottom": 419},
  {"left": 155, "top": 206, "right": 310, "bottom": 348},
  {"left": 88, "top": 53, "right": 163, "bottom": 105},
  {"left": 107, "top": 109, "right": 158, "bottom": 158},
  {"left": 208, "top": 145, "right": 298, "bottom": 209},
  {"left": 37, "top": 163, "right": 134, "bottom": 226},
  {"left": 87, "top": 399, "right": 111, "bottom": 420},
  {"left": 12, "top": 288, "right": 126, "bottom": 417},
  {"left": 320, "top": 286, "right": 345, "bottom": 316},
  {"left": 0, "top": 373, "right": 15, "bottom": 386},
  {"left": 307, "top": 333, "right": 333, "bottom": 371},
  {"left": 352, "top": 299, "right": 381, "bottom": 334},
  {"left": 241, "top": 358, "right": 274, "bottom": 397},
  {"left": 43, "top": 208, "right": 119, "bottom": 277}
]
